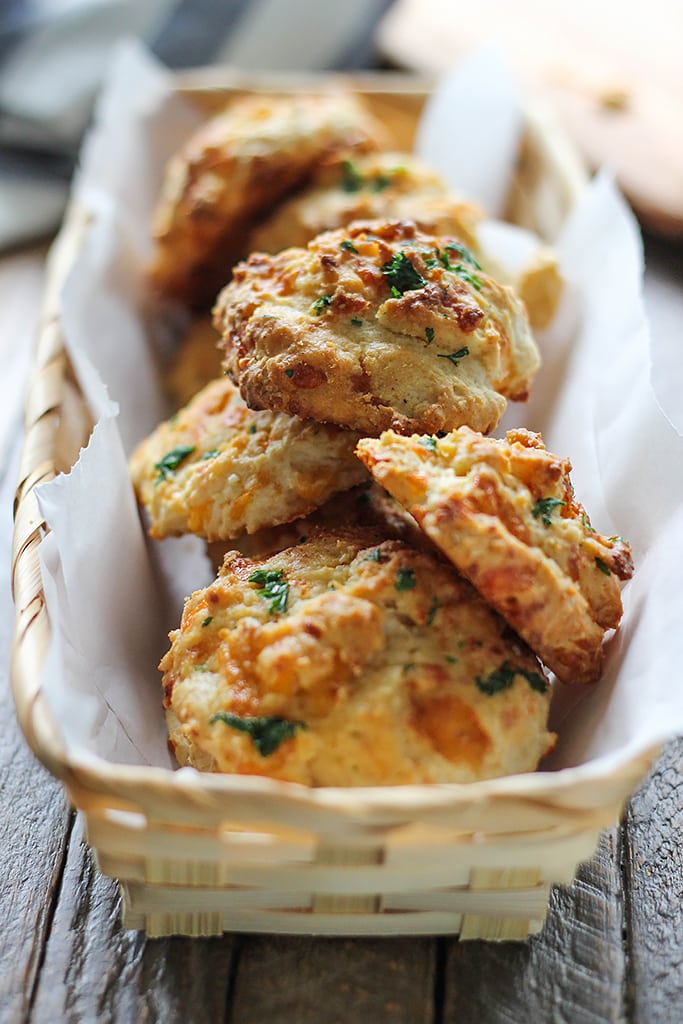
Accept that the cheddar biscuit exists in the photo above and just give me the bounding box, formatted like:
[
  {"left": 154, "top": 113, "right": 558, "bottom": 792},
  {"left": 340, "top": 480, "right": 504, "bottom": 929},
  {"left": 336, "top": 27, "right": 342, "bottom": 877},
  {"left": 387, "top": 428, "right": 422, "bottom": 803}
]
[
  {"left": 160, "top": 529, "right": 554, "bottom": 785},
  {"left": 163, "top": 316, "right": 223, "bottom": 409},
  {"left": 214, "top": 219, "right": 540, "bottom": 436},
  {"left": 129, "top": 377, "right": 366, "bottom": 541},
  {"left": 150, "top": 92, "right": 384, "bottom": 307},
  {"left": 356, "top": 428, "right": 634, "bottom": 684},
  {"left": 248, "top": 151, "right": 482, "bottom": 254}
]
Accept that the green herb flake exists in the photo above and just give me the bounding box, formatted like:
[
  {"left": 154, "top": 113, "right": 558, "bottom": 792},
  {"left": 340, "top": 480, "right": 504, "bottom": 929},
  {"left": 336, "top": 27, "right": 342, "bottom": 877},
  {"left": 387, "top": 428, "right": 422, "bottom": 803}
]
[
  {"left": 340, "top": 159, "right": 362, "bottom": 192},
  {"left": 437, "top": 347, "right": 470, "bottom": 367},
  {"left": 419, "top": 436, "right": 438, "bottom": 453},
  {"left": 248, "top": 568, "right": 290, "bottom": 614},
  {"left": 248, "top": 423, "right": 257, "bottom": 434},
  {"left": 371, "top": 173, "right": 391, "bottom": 192},
  {"left": 531, "top": 497, "right": 565, "bottom": 527},
  {"left": 427, "top": 595, "right": 439, "bottom": 625},
  {"left": 340, "top": 239, "right": 359, "bottom": 254},
  {"left": 261, "top": 314, "right": 278, "bottom": 321},
  {"left": 351, "top": 317, "right": 363, "bottom": 327},
  {"left": 395, "top": 567, "right": 417, "bottom": 592},
  {"left": 154, "top": 444, "right": 195, "bottom": 482},
  {"left": 476, "top": 660, "right": 549, "bottom": 696},
  {"left": 209, "top": 712, "right": 306, "bottom": 757},
  {"left": 595, "top": 557, "right": 612, "bottom": 576},
  {"left": 453, "top": 264, "right": 484, "bottom": 290},
  {"left": 312, "top": 293, "right": 333, "bottom": 315},
  {"left": 403, "top": 662, "right": 416, "bottom": 672},
  {"left": 382, "top": 252, "right": 426, "bottom": 297},
  {"left": 445, "top": 241, "right": 482, "bottom": 270},
  {"left": 202, "top": 449, "right": 219, "bottom": 460},
  {"left": 284, "top": 368, "right": 294, "bottom": 378},
  {"left": 445, "top": 655, "right": 457, "bottom": 665},
  {"left": 201, "top": 616, "right": 213, "bottom": 628},
  {"left": 476, "top": 662, "right": 516, "bottom": 696},
  {"left": 366, "top": 548, "right": 382, "bottom": 562},
  {"left": 425, "top": 326, "right": 435, "bottom": 343}
]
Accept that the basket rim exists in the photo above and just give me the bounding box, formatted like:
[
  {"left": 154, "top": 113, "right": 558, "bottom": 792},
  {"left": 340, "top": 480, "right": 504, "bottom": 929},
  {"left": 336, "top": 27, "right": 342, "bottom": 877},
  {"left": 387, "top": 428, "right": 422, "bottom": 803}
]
[{"left": 12, "top": 67, "right": 651, "bottom": 829}]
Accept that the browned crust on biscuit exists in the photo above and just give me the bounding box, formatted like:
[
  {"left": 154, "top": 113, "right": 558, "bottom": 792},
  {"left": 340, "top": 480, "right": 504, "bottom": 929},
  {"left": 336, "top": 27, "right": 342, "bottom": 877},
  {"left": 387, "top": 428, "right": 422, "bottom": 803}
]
[
  {"left": 214, "top": 219, "right": 540, "bottom": 436},
  {"left": 356, "top": 428, "right": 633, "bottom": 685}
]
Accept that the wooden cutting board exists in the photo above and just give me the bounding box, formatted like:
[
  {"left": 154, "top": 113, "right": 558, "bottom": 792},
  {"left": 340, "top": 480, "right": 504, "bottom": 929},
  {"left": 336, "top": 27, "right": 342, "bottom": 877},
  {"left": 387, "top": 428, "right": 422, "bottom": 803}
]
[{"left": 377, "top": 0, "right": 683, "bottom": 237}]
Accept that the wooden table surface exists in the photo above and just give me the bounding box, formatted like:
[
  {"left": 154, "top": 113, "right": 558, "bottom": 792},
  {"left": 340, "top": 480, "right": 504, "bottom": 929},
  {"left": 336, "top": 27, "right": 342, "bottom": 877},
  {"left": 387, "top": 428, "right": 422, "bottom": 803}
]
[{"left": 1, "top": 228, "right": 683, "bottom": 1023}]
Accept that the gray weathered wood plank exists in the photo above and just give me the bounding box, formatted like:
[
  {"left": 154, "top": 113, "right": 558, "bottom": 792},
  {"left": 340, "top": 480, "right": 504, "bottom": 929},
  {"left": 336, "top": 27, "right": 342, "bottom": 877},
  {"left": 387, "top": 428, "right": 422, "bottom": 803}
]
[
  {"left": 623, "top": 739, "right": 683, "bottom": 1024},
  {"left": 29, "top": 815, "right": 238, "bottom": 1024},
  {"left": 441, "top": 828, "right": 627, "bottom": 1024},
  {"left": 228, "top": 934, "right": 436, "bottom": 1024}
]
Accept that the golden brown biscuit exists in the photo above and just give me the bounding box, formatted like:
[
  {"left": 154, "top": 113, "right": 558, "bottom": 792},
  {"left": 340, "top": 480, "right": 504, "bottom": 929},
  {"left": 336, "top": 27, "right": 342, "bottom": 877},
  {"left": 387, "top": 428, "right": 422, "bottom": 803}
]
[
  {"left": 149, "top": 92, "right": 384, "bottom": 308},
  {"left": 248, "top": 151, "right": 482, "bottom": 254},
  {"left": 214, "top": 219, "right": 540, "bottom": 436},
  {"left": 129, "top": 377, "right": 366, "bottom": 541},
  {"left": 357, "top": 428, "right": 634, "bottom": 685},
  {"left": 163, "top": 316, "right": 223, "bottom": 409},
  {"left": 160, "top": 528, "right": 554, "bottom": 785}
]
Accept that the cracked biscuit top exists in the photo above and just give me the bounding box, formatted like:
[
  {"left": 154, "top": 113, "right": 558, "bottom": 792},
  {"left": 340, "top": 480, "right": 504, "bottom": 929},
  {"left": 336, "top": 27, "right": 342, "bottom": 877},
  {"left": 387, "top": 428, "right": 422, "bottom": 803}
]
[
  {"left": 214, "top": 219, "right": 540, "bottom": 436},
  {"left": 357, "top": 428, "right": 634, "bottom": 684},
  {"left": 149, "top": 92, "right": 384, "bottom": 308},
  {"left": 160, "top": 528, "right": 554, "bottom": 785}
]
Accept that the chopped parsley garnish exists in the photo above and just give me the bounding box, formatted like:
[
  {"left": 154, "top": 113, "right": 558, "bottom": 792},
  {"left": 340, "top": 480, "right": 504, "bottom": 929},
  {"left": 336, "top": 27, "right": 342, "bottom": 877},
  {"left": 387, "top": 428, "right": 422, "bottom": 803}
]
[
  {"left": 437, "top": 347, "right": 469, "bottom": 367},
  {"left": 395, "top": 567, "right": 417, "bottom": 591},
  {"left": 312, "top": 294, "right": 333, "bottom": 315},
  {"left": 419, "top": 436, "right": 438, "bottom": 453},
  {"left": 284, "top": 368, "right": 294, "bottom": 378},
  {"left": 581, "top": 512, "right": 595, "bottom": 532},
  {"left": 154, "top": 445, "right": 195, "bottom": 482},
  {"left": 427, "top": 595, "right": 439, "bottom": 625},
  {"left": 261, "top": 314, "right": 278, "bottom": 320},
  {"left": 340, "top": 159, "right": 363, "bottom": 192},
  {"left": 476, "top": 660, "right": 549, "bottom": 696},
  {"left": 209, "top": 713, "right": 306, "bottom": 757},
  {"left": 445, "top": 655, "right": 457, "bottom": 665},
  {"left": 248, "top": 569, "right": 289, "bottom": 614},
  {"left": 371, "top": 173, "right": 391, "bottom": 192},
  {"left": 595, "top": 557, "right": 612, "bottom": 576},
  {"left": 445, "top": 241, "right": 482, "bottom": 270},
  {"left": 202, "top": 449, "right": 219, "bottom": 460},
  {"left": 531, "top": 497, "right": 565, "bottom": 527},
  {"left": 382, "top": 252, "right": 426, "bottom": 297},
  {"left": 403, "top": 663, "right": 416, "bottom": 672},
  {"left": 248, "top": 423, "right": 257, "bottom": 434},
  {"left": 340, "top": 239, "right": 359, "bottom": 254},
  {"left": 366, "top": 548, "right": 382, "bottom": 562},
  {"left": 425, "top": 326, "right": 435, "bottom": 343},
  {"left": 201, "top": 616, "right": 213, "bottom": 627},
  {"left": 351, "top": 317, "right": 363, "bottom": 327}
]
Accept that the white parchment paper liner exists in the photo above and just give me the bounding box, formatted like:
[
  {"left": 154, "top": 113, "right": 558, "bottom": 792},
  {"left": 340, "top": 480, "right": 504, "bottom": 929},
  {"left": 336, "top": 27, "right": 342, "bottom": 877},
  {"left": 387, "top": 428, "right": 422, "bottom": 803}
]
[{"left": 35, "top": 43, "right": 683, "bottom": 786}]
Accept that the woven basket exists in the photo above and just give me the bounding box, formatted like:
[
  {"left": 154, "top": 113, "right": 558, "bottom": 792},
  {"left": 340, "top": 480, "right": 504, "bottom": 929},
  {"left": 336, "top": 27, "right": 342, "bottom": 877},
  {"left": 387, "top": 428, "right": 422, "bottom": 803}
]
[{"left": 10, "top": 72, "right": 657, "bottom": 940}]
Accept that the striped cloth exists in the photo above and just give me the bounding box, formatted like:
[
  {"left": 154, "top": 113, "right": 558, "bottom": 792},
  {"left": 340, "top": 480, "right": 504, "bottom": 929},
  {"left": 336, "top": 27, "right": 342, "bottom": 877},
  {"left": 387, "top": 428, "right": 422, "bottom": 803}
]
[{"left": 0, "top": 0, "right": 391, "bottom": 249}]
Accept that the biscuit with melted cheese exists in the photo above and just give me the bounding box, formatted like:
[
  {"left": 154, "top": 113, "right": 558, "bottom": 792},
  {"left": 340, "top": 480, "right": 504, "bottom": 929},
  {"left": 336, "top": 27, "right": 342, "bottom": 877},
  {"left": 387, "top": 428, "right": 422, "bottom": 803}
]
[
  {"left": 129, "top": 377, "right": 366, "bottom": 541},
  {"left": 214, "top": 219, "right": 540, "bottom": 436},
  {"left": 160, "top": 528, "right": 555, "bottom": 785},
  {"left": 356, "top": 428, "right": 634, "bottom": 684},
  {"left": 164, "top": 316, "right": 223, "bottom": 409},
  {"left": 248, "top": 151, "right": 482, "bottom": 254},
  {"left": 149, "top": 92, "right": 384, "bottom": 307}
]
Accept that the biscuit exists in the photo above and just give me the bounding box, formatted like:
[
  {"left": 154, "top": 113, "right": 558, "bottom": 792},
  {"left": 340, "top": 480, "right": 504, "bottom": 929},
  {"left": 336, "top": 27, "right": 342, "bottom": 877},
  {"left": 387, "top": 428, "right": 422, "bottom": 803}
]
[
  {"left": 214, "top": 219, "right": 540, "bottom": 436},
  {"left": 248, "top": 151, "right": 482, "bottom": 255},
  {"left": 149, "top": 92, "right": 384, "bottom": 308},
  {"left": 356, "top": 428, "right": 634, "bottom": 684},
  {"left": 129, "top": 377, "right": 366, "bottom": 541},
  {"left": 163, "top": 316, "right": 223, "bottom": 409},
  {"left": 160, "top": 528, "right": 555, "bottom": 785}
]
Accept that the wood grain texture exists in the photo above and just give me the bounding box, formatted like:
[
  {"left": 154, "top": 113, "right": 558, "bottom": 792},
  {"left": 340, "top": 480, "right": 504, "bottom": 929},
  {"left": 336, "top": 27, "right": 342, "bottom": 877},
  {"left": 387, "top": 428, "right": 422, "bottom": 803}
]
[
  {"left": 229, "top": 934, "right": 436, "bottom": 1024},
  {"left": 623, "top": 739, "right": 683, "bottom": 1024},
  {"left": 442, "top": 829, "right": 627, "bottom": 1023},
  {"left": 30, "top": 815, "right": 238, "bottom": 1023}
]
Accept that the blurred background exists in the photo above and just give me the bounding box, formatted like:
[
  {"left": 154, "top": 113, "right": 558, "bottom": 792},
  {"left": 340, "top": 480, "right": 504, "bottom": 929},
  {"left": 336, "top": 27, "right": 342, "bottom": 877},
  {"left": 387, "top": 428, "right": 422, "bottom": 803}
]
[{"left": 1, "top": 0, "right": 681, "bottom": 249}]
